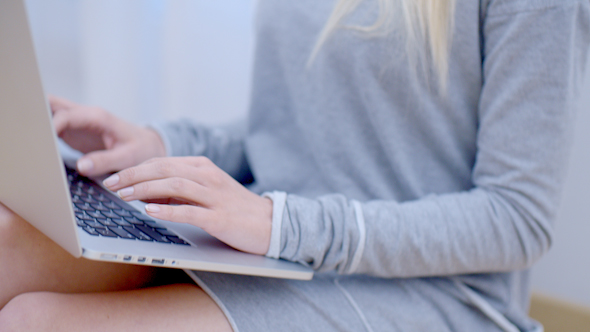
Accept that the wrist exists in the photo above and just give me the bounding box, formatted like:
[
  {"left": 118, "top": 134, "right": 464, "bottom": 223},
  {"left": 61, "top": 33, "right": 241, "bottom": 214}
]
[
  {"left": 260, "top": 197, "right": 273, "bottom": 255},
  {"left": 145, "top": 127, "right": 167, "bottom": 158}
]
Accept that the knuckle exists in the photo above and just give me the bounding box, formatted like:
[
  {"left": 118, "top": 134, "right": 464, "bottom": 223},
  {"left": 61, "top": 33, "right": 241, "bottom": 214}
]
[
  {"left": 204, "top": 169, "right": 223, "bottom": 186},
  {"left": 154, "top": 160, "right": 173, "bottom": 176},
  {"left": 143, "top": 157, "right": 163, "bottom": 168},
  {"left": 169, "top": 177, "right": 186, "bottom": 193},
  {"left": 88, "top": 107, "right": 105, "bottom": 122},
  {"left": 135, "top": 181, "right": 150, "bottom": 196},
  {"left": 169, "top": 205, "right": 188, "bottom": 222},
  {"left": 120, "top": 166, "right": 137, "bottom": 183},
  {"left": 195, "top": 156, "right": 212, "bottom": 166},
  {"left": 91, "top": 106, "right": 108, "bottom": 118},
  {"left": 144, "top": 157, "right": 158, "bottom": 164}
]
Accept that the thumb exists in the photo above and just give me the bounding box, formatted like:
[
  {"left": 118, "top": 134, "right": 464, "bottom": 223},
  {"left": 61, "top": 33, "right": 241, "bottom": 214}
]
[
  {"left": 48, "top": 95, "right": 78, "bottom": 113},
  {"left": 76, "top": 145, "right": 136, "bottom": 177}
]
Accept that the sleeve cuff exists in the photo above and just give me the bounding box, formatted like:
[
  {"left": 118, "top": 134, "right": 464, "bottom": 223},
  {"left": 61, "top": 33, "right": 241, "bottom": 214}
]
[
  {"left": 348, "top": 200, "right": 367, "bottom": 274},
  {"left": 262, "top": 191, "right": 288, "bottom": 259},
  {"left": 147, "top": 122, "right": 173, "bottom": 157}
]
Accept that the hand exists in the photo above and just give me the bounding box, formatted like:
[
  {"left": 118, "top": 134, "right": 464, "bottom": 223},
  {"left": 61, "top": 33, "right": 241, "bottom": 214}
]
[
  {"left": 102, "top": 157, "right": 273, "bottom": 255},
  {"left": 50, "top": 95, "right": 166, "bottom": 176}
]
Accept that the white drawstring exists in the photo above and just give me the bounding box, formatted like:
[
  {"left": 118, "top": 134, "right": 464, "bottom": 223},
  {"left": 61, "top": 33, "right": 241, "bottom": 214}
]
[
  {"left": 452, "top": 278, "right": 522, "bottom": 332},
  {"left": 334, "top": 278, "right": 376, "bottom": 332}
]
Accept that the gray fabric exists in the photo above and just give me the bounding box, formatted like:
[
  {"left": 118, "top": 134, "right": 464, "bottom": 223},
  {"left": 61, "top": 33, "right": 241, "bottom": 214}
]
[
  {"left": 190, "top": 271, "right": 509, "bottom": 332},
  {"left": 157, "top": 0, "right": 590, "bottom": 331}
]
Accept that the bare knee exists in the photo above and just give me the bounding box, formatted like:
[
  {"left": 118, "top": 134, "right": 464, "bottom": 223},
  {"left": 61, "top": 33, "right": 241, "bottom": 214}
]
[{"left": 0, "top": 292, "right": 60, "bottom": 332}]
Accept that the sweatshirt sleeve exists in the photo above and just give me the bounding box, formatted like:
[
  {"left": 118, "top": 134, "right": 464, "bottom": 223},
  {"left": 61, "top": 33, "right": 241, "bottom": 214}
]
[
  {"left": 273, "top": 1, "right": 590, "bottom": 277},
  {"left": 150, "top": 118, "right": 253, "bottom": 184}
]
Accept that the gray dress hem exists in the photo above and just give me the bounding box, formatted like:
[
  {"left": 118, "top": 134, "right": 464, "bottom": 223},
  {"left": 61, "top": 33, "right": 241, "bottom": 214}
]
[{"left": 184, "top": 269, "right": 241, "bottom": 332}]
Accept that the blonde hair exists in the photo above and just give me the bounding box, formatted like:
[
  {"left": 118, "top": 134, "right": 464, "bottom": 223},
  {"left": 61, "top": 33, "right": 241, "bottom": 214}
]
[{"left": 310, "top": 0, "right": 456, "bottom": 91}]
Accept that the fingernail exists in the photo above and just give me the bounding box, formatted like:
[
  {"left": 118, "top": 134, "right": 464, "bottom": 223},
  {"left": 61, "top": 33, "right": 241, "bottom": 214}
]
[
  {"left": 117, "top": 187, "right": 134, "bottom": 198},
  {"left": 146, "top": 204, "right": 160, "bottom": 213},
  {"left": 77, "top": 159, "right": 94, "bottom": 174},
  {"left": 103, "top": 174, "right": 119, "bottom": 187}
]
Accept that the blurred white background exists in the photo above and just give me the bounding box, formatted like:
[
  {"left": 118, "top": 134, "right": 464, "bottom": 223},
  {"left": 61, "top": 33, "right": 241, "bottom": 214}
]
[
  {"left": 26, "top": 0, "right": 254, "bottom": 125},
  {"left": 25, "top": 0, "right": 590, "bottom": 307}
]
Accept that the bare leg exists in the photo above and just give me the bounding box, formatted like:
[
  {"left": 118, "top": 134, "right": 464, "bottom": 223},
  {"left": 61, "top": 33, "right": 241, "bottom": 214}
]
[
  {"left": 0, "top": 203, "right": 231, "bottom": 330},
  {"left": 0, "top": 284, "right": 232, "bottom": 332},
  {"left": 0, "top": 203, "right": 190, "bottom": 307}
]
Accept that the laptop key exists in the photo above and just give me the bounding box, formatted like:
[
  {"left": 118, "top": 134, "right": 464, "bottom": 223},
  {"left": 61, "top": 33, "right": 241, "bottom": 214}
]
[
  {"left": 123, "top": 216, "right": 145, "bottom": 225},
  {"left": 75, "top": 218, "right": 86, "bottom": 227},
  {"left": 96, "top": 228, "right": 118, "bottom": 238},
  {"left": 87, "top": 211, "right": 103, "bottom": 219},
  {"left": 94, "top": 194, "right": 108, "bottom": 202},
  {"left": 101, "top": 211, "right": 119, "bottom": 219},
  {"left": 136, "top": 225, "right": 170, "bottom": 243},
  {"left": 91, "top": 203, "right": 109, "bottom": 211},
  {"left": 82, "top": 226, "right": 100, "bottom": 236},
  {"left": 97, "top": 218, "right": 118, "bottom": 227},
  {"left": 71, "top": 187, "right": 84, "bottom": 196},
  {"left": 167, "top": 236, "right": 190, "bottom": 245},
  {"left": 81, "top": 195, "right": 97, "bottom": 204},
  {"left": 75, "top": 203, "right": 94, "bottom": 211},
  {"left": 78, "top": 214, "right": 94, "bottom": 221},
  {"left": 144, "top": 220, "right": 166, "bottom": 229},
  {"left": 156, "top": 228, "right": 177, "bottom": 237},
  {"left": 108, "top": 227, "right": 136, "bottom": 240},
  {"left": 113, "top": 209, "right": 132, "bottom": 217},
  {"left": 85, "top": 220, "right": 105, "bottom": 229},
  {"left": 103, "top": 201, "right": 120, "bottom": 209},
  {"left": 110, "top": 218, "right": 132, "bottom": 227},
  {"left": 123, "top": 227, "right": 153, "bottom": 241}
]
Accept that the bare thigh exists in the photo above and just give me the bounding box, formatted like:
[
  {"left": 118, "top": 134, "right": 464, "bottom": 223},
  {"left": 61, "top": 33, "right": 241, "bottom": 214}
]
[
  {"left": 0, "top": 284, "right": 232, "bottom": 332},
  {"left": 0, "top": 203, "right": 232, "bottom": 330},
  {"left": 0, "top": 202, "right": 190, "bottom": 307}
]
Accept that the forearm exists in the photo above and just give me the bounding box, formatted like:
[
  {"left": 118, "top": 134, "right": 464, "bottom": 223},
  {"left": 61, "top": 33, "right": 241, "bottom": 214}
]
[{"left": 271, "top": 185, "right": 554, "bottom": 278}]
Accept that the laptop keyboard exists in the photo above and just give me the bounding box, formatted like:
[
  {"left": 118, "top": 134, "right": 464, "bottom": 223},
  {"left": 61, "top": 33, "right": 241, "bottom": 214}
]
[{"left": 66, "top": 165, "right": 190, "bottom": 246}]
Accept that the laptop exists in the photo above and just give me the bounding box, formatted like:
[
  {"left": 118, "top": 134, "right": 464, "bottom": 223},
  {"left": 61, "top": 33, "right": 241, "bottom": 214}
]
[{"left": 0, "top": 0, "right": 313, "bottom": 281}]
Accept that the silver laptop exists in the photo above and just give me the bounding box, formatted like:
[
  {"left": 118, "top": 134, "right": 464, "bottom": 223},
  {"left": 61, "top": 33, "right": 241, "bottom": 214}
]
[{"left": 0, "top": 0, "right": 312, "bottom": 281}]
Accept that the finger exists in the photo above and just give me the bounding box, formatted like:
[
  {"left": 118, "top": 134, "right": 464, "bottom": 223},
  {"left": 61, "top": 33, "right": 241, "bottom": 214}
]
[
  {"left": 141, "top": 198, "right": 189, "bottom": 205},
  {"left": 143, "top": 156, "right": 214, "bottom": 168},
  {"left": 145, "top": 204, "right": 213, "bottom": 230},
  {"left": 141, "top": 156, "right": 225, "bottom": 188},
  {"left": 52, "top": 106, "right": 108, "bottom": 136},
  {"left": 48, "top": 95, "right": 78, "bottom": 112},
  {"left": 104, "top": 159, "right": 210, "bottom": 191},
  {"left": 77, "top": 145, "right": 136, "bottom": 176},
  {"left": 116, "top": 177, "right": 212, "bottom": 207},
  {"left": 52, "top": 110, "right": 71, "bottom": 136}
]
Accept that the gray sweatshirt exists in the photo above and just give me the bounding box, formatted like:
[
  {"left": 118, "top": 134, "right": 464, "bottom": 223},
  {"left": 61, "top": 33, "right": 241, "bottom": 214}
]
[{"left": 154, "top": 0, "right": 590, "bottom": 330}]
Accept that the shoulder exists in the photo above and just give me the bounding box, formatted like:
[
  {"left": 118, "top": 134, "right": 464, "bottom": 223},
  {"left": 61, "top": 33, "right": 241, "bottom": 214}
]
[{"left": 481, "top": 0, "right": 588, "bottom": 17}]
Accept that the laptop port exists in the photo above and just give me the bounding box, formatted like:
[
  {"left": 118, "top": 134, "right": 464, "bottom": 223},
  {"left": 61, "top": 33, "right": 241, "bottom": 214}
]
[
  {"left": 123, "top": 255, "right": 132, "bottom": 261},
  {"left": 137, "top": 257, "right": 147, "bottom": 263},
  {"left": 100, "top": 254, "right": 117, "bottom": 260},
  {"left": 152, "top": 258, "right": 165, "bottom": 265}
]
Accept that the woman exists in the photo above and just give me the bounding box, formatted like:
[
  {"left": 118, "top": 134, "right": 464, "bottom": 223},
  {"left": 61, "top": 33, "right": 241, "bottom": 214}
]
[{"left": 1, "top": 0, "right": 588, "bottom": 331}]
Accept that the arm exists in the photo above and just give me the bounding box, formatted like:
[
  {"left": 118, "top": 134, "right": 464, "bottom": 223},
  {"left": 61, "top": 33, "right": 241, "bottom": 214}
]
[{"left": 270, "top": 1, "right": 590, "bottom": 277}]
